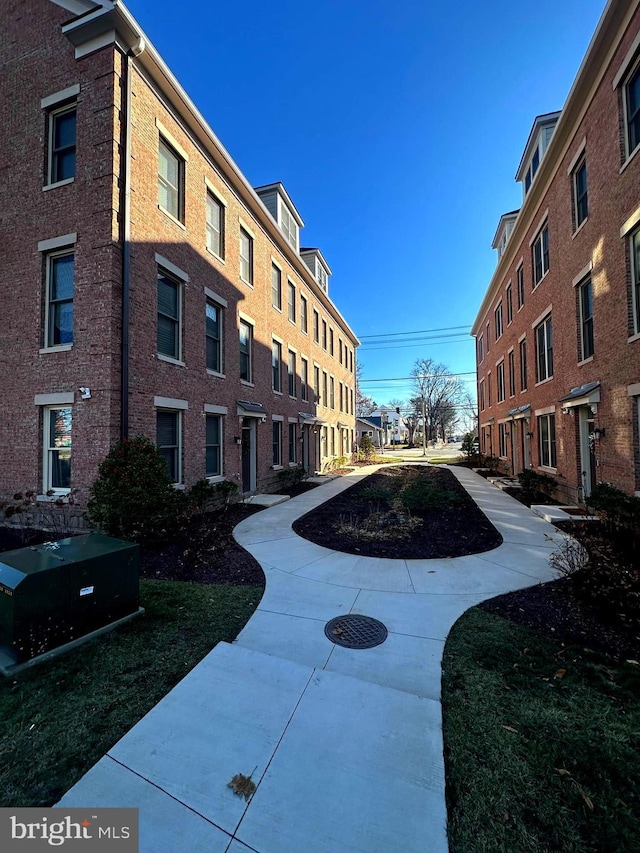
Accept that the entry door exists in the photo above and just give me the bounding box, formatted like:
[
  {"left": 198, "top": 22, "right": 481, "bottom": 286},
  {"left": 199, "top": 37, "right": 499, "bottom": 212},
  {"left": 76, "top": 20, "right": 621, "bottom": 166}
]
[
  {"left": 241, "top": 420, "right": 256, "bottom": 493},
  {"left": 301, "top": 426, "right": 309, "bottom": 473},
  {"left": 511, "top": 422, "right": 519, "bottom": 475},
  {"left": 521, "top": 422, "right": 531, "bottom": 469},
  {"left": 579, "top": 407, "right": 597, "bottom": 499}
]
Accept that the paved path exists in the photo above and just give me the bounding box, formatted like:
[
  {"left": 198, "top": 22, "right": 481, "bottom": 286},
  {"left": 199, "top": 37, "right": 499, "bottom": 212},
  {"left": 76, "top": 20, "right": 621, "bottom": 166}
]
[{"left": 59, "top": 466, "right": 565, "bottom": 852}]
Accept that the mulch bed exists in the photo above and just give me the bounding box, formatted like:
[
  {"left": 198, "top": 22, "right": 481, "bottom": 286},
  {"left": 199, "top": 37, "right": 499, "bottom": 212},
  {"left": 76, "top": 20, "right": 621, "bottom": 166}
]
[{"left": 292, "top": 465, "right": 503, "bottom": 559}]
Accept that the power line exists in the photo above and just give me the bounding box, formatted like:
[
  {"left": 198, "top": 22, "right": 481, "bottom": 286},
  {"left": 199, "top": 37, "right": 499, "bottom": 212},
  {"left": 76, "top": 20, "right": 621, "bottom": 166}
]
[
  {"left": 359, "top": 372, "right": 477, "bottom": 382},
  {"left": 358, "top": 324, "right": 472, "bottom": 339},
  {"left": 360, "top": 337, "right": 472, "bottom": 352}
]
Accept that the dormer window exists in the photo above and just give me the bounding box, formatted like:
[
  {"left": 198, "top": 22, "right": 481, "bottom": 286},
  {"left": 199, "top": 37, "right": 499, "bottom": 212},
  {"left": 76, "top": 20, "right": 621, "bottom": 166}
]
[
  {"left": 524, "top": 148, "right": 540, "bottom": 193},
  {"left": 317, "top": 264, "right": 327, "bottom": 292},
  {"left": 254, "top": 183, "right": 303, "bottom": 252},
  {"left": 516, "top": 113, "right": 560, "bottom": 198},
  {"left": 280, "top": 202, "right": 298, "bottom": 250}
]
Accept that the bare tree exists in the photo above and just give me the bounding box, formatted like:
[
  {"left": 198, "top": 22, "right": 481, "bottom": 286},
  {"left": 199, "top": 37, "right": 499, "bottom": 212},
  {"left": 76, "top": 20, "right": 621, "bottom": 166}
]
[
  {"left": 411, "top": 358, "right": 464, "bottom": 444},
  {"left": 355, "top": 362, "right": 378, "bottom": 417}
]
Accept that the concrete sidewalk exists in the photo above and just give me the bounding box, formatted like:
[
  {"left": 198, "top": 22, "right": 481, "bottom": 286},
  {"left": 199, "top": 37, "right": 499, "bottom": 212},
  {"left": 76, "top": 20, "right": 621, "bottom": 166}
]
[{"left": 59, "top": 465, "right": 565, "bottom": 852}]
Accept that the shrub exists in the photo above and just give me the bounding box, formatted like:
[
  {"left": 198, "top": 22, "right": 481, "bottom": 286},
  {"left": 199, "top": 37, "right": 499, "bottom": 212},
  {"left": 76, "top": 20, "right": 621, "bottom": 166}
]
[
  {"left": 358, "top": 486, "right": 394, "bottom": 510},
  {"left": 461, "top": 433, "right": 477, "bottom": 460},
  {"left": 336, "top": 510, "right": 422, "bottom": 541},
  {"left": 400, "top": 478, "right": 461, "bottom": 513},
  {"left": 3, "top": 489, "right": 83, "bottom": 542},
  {"left": 587, "top": 483, "right": 640, "bottom": 533},
  {"left": 358, "top": 434, "right": 376, "bottom": 461},
  {"left": 277, "top": 467, "right": 305, "bottom": 490},
  {"left": 483, "top": 456, "right": 501, "bottom": 472},
  {"left": 87, "top": 436, "right": 185, "bottom": 543},
  {"left": 518, "top": 468, "right": 556, "bottom": 496}
]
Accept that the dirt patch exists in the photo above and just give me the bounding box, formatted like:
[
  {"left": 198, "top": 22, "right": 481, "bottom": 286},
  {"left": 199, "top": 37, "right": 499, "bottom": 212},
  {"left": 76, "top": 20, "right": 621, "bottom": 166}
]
[{"left": 292, "top": 465, "right": 502, "bottom": 559}]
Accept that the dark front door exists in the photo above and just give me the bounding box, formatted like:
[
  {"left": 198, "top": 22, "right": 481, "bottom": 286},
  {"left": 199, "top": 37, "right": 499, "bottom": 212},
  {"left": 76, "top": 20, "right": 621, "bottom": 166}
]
[{"left": 241, "top": 425, "right": 252, "bottom": 492}]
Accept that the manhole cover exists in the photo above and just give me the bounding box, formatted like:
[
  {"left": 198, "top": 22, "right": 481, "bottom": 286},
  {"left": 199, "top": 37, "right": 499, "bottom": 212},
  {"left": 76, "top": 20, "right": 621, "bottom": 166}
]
[{"left": 324, "top": 614, "right": 388, "bottom": 649}]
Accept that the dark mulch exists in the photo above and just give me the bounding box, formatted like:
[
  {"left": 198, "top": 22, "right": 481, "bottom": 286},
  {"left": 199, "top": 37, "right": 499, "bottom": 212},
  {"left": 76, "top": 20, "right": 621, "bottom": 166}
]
[
  {"left": 503, "top": 486, "right": 562, "bottom": 507},
  {"left": 292, "top": 465, "right": 503, "bottom": 559},
  {"left": 278, "top": 481, "right": 320, "bottom": 498},
  {"left": 139, "top": 505, "right": 265, "bottom": 586}
]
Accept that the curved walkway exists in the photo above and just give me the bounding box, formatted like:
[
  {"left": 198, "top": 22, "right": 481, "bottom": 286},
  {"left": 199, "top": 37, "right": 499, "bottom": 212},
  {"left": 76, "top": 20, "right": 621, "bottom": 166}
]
[{"left": 59, "top": 466, "right": 566, "bottom": 853}]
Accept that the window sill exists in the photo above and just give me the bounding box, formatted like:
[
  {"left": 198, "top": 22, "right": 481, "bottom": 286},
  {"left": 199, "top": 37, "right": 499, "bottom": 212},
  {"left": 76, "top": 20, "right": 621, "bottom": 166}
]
[
  {"left": 206, "top": 475, "right": 224, "bottom": 484},
  {"left": 539, "top": 465, "right": 557, "bottom": 474},
  {"left": 534, "top": 376, "right": 554, "bottom": 387},
  {"left": 158, "top": 354, "right": 186, "bottom": 367},
  {"left": 272, "top": 465, "right": 283, "bottom": 471},
  {"left": 289, "top": 318, "right": 297, "bottom": 327},
  {"left": 40, "top": 344, "right": 73, "bottom": 354},
  {"left": 577, "top": 355, "right": 594, "bottom": 366},
  {"left": 205, "top": 246, "right": 225, "bottom": 264},
  {"left": 273, "top": 390, "right": 283, "bottom": 396},
  {"left": 627, "top": 331, "right": 640, "bottom": 344},
  {"left": 289, "top": 395, "right": 297, "bottom": 401},
  {"left": 532, "top": 269, "right": 550, "bottom": 290},
  {"left": 207, "top": 369, "right": 225, "bottom": 379},
  {"left": 171, "top": 483, "right": 186, "bottom": 490},
  {"left": 288, "top": 462, "right": 300, "bottom": 468},
  {"left": 36, "top": 492, "right": 70, "bottom": 502},
  {"left": 43, "top": 177, "right": 74, "bottom": 192},
  {"left": 273, "top": 305, "right": 282, "bottom": 313},
  {"left": 158, "top": 205, "right": 186, "bottom": 230},
  {"left": 240, "top": 379, "right": 254, "bottom": 387},
  {"left": 571, "top": 217, "right": 588, "bottom": 239},
  {"left": 620, "top": 143, "right": 640, "bottom": 174},
  {"left": 239, "top": 276, "right": 254, "bottom": 288}
]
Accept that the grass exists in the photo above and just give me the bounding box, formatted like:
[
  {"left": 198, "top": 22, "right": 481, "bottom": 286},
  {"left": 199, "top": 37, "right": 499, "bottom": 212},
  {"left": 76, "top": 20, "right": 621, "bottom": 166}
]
[
  {"left": 0, "top": 579, "right": 262, "bottom": 807},
  {"left": 442, "top": 607, "right": 640, "bottom": 853}
]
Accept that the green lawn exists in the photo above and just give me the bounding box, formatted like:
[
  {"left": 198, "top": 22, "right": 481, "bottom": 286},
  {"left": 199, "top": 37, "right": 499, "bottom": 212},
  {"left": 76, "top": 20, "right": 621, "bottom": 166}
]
[
  {"left": 442, "top": 608, "right": 640, "bottom": 853},
  {"left": 0, "top": 580, "right": 262, "bottom": 807}
]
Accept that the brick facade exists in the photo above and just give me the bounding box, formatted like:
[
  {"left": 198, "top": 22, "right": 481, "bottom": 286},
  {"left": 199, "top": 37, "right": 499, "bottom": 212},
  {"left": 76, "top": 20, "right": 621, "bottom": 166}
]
[
  {"left": 0, "top": 0, "right": 358, "bottom": 505},
  {"left": 472, "top": 0, "right": 640, "bottom": 502}
]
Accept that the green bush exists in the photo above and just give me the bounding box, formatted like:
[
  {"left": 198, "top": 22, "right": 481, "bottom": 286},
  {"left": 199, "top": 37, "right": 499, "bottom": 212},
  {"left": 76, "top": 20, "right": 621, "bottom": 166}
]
[
  {"left": 518, "top": 468, "right": 556, "bottom": 496},
  {"left": 587, "top": 482, "right": 640, "bottom": 532},
  {"left": 400, "top": 478, "right": 460, "bottom": 513},
  {"left": 359, "top": 434, "right": 376, "bottom": 461},
  {"left": 87, "top": 436, "right": 185, "bottom": 543},
  {"left": 461, "top": 433, "right": 477, "bottom": 459},
  {"left": 358, "top": 486, "right": 394, "bottom": 509},
  {"left": 277, "top": 467, "right": 305, "bottom": 490}
]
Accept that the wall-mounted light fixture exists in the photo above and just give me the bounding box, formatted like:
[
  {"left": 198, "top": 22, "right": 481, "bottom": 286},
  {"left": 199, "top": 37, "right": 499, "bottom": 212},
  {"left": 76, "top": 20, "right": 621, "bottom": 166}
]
[
  {"left": 234, "top": 436, "right": 242, "bottom": 445},
  {"left": 593, "top": 427, "right": 606, "bottom": 440},
  {"left": 526, "top": 431, "right": 534, "bottom": 439}
]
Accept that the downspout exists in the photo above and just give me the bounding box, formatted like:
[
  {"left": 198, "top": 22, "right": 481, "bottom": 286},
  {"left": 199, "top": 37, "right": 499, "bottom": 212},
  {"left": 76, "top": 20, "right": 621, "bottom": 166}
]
[{"left": 120, "top": 38, "right": 146, "bottom": 440}]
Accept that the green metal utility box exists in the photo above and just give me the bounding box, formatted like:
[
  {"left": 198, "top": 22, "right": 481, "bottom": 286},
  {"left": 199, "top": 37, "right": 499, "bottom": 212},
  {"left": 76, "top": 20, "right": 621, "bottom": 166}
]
[{"left": 0, "top": 534, "right": 140, "bottom": 665}]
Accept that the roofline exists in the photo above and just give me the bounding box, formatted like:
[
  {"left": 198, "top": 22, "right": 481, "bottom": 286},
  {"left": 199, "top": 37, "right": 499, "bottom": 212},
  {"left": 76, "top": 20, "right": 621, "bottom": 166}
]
[
  {"left": 59, "top": 0, "right": 360, "bottom": 347},
  {"left": 490, "top": 210, "right": 520, "bottom": 249},
  {"left": 254, "top": 183, "right": 305, "bottom": 227},
  {"left": 472, "top": 0, "right": 637, "bottom": 337},
  {"left": 514, "top": 111, "right": 562, "bottom": 181}
]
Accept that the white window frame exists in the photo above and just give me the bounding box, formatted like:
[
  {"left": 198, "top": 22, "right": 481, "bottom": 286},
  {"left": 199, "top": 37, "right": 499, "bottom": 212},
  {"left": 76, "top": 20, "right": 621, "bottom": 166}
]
[
  {"left": 239, "top": 228, "right": 253, "bottom": 285},
  {"left": 538, "top": 412, "right": 557, "bottom": 469},
  {"left": 271, "top": 263, "right": 282, "bottom": 310},
  {"left": 272, "top": 339, "right": 282, "bottom": 393},
  {"left": 496, "top": 360, "right": 505, "bottom": 403},
  {"left": 205, "top": 413, "right": 223, "bottom": 479},
  {"left": 205, "top": 299, "right": 223, "bottom": 375},
  {"left": 498, "top": 422, "right": 508, "bottom": 458},
  {"left": 532, "top": 223, "right": 550, "bottom": 286},
  {"left": 623, "top": 56, "right": 640, "bottom": 161},
  {"left": 300, "top": 294, "right": 308, "bottom": 334},
  {"left": 47, "top": 102, "right": 77, "bottom": 187},
  {"left": 239, "top": 319, "right": 253, "bottom": 384},
  {"left": 301, "top": 356, "right": 309, "bottom": 402},
  {"left": 288, "top": 422, "right": 297, "bottom": 464},
  {"left": 631, "top": 227, "right": 640, "bottom": 336},
  {"left": 535, "top": 314, "right": 553, "bottom": 383},
  {"left": 572, "top": 156, "right": 588, "bottom": 230},
  {"left": 43, "top": 406, "right": 72, "bottom": 495},
  {"left": 206, "top": 191, "right": 225, "bottom": 259},
  {"left": 517, "top": 264, "right": 525, "bottom": 309},
  {"left": 158, "top": 137, "right": 184, "bottom": 223},
  {"left": 519, "top": 338, "right": 528, "bottom": 392},
  {"left": 44, "top": 248, "right": 75, "bottom": 349},
  {"left": 156, "top": 408, "right": 182, "bottom": 485},
  {"left": 494, "top": 301, "right": 503, "bottom": 340},
  {"left": 157, "top": 267, "right": 183, "bottom": 363},
  {"left": 288, "top": 350, "right": 296, "bottom": 398},
  {"left": 272, "top": 420, "right": 282, "bottom": 467},
  {"left": 578, "top": 276, "right": 594, "bottom": 361},
  {"left": 288, "top": 281, "right": 296, "bottom": 323}
]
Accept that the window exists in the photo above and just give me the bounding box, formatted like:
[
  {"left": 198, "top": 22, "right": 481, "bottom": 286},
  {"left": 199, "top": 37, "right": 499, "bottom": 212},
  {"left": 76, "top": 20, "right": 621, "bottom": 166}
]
[
  {"left": 339, "top": 382, "right": 344, "bottom": 411},
  {"left": 329, "top": 328, "right": 334, "bottom": 356},
  {"left": 330, "top": 376, "right": 335, "bottom": 409},
  {"left": 280, "top": 205, "right": 297, "bottom": 249},
  {"left": 494, "top": 302, "right": 503, "bottom": 340},
  {"left": 272, "top": 421, "right": 282, "bottom": 466},
  {"left": 330, "top": 427, "right": 335, "bottom": 456},
  {"left": 158, "top": 138, "right": 183, "bottom": 222},
  {"left": 519, "top": 339, "right": 528, "bottom": 391},
  {"left": 271, "top": 264, "right": 282, "bottom": 310},
  {"left": 317, "top": 265, "right": 328, "bottom": 292},
  {"left": 314, "top": 365, "right": 320, "bottom": 403},
  {"left": 288, "top": 282, "right": 296, "bottom": 323},
  {"left": 508, "top": 350, "right": 515, "bottom": 397},
  {"left": 157, "top": 268, "right": 181, "bottom": 360},
  {"left": 323, "top": 371, "right": 328, "bottom": 408},
  {"left": 313, "top": 310, "right": 320, "bottom": 344},
  {"left": 300, "top": 295, "right": 308, "bottom": 333},
  {"left": 624, "top": 60, "right": 640, "bottom": 158},
  {"left": 631, "top": 227, "right": 640, "bottom": 336},
  {"left": 288, "top": 350, "right": 296, "bottom": 397},
  {"left": 157, "top": 410, "right": 180, "bottom": 483},
  {"left": 339, "top": 339, "right": 343, "bottom": 364},
  {"left": 301, "top": 357, "right": 308, "bottom": 402},
  {"left": 538, "top": 413, "right": 557, "bottom": 468},
  {"left": 44, "top": 407, "right": 72, "bottom": 492},
  {"left": 506, "top": 284, "right": 513, "bottom": 325},
  {"left": 349, "top": 350, "right": 353, "bottom": 372},
  {"left": 206, "top": 192, "right": 224, "bottom": 257},
  {"left": 477, "top": 334, "right": 484, "bottom": 364},
  {"left": 48, "top": 104, "right": 76, "bottom": 184},
  {"left": 532, "top": 223, "right": 549, "bottom": 286},
  {"left": 487, "top": 371, "right": 492, "bottom": 407},
  {"left": 239, "top": 228, "right": 253, "bottom": 284},
  {"left": 496, "top": 361, "right": 505, "bottom": 402},
  {"left": 499, "top": 423, "right": 508, "bottom": 458},
  {"left": 288, "top": 423, "right": 297, "bottom": 464},
  {"left": 578, "top": 277, "right": 594, "bottom": 361},
  {"left": 524, "top": 147, "right": 540, "bottom": 194},
  {"left": 205, "top": 414, "right": 222, "bottom": 477},
  {"left": 535, "top": 315, "right": 553, "bottom": 382},
  {"left": 239, "top": 320, "right": 252, "bottom": 382},
  {"left": 46, "top": 250, "right": 74, "bottom": 347},
  {"left": 479, "top": 379, "right": 486, "bottom": 411},
  {"left": 322, "top": 320, "right": 327, "bottom": 350},
  {"left": 206, "top": 301, "right": 222, "bottom": 373},
  {"left": 572, "top": 157, "right": 588, "bottom": 228},
  {"left": 272, "top": 340, "right": 282, "bottom": 392},
  {"left": 486, "top": 323, "right": 490, "bottom": 353},
  {"left": 517, "top": 265, "right": 525, "bottom": 309}
]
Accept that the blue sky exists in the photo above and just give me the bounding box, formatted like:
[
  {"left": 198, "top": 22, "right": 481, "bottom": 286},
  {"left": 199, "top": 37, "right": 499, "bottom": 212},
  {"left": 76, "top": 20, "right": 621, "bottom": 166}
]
[{"left": 126, "top": 0, "right": 606, "bottom": 411}]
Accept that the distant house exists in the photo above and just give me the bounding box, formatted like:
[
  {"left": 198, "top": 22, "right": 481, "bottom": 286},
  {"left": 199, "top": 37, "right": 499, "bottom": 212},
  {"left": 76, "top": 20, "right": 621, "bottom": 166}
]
[
  {"left": 356, "top": 418, "right": 384, "bottom": 449},
  {"left": 472, "top": 0, "right": 640, "bottom": 502}
]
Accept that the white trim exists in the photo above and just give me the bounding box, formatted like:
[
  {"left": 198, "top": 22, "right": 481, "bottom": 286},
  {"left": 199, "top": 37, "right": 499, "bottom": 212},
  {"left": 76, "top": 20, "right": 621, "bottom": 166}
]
[
  {"left": 35, "top": 392, "right": 74, "bottom": 406},
  {"left": 531, "top": 304, "right": 553, "bottom": 330},
  {"left": 528, "top": 209, "right": 549, "bottom": 246},
  {"left": 628, "top": 331, "right": 640, "bottom": 343},
  {"left": 154, "top": 396, "right": 188, "bottom": 410},
  {"left": 155, "top": 118, "right": 189, "bottom": 161},
  {"left": 42, "top": 404, "right": 72, "bottom": 496},
  {"left": 627, "top": 383, "right": 640, "bottom": 397},
  {"left": 238, "top": 310, "right": 255, "bottom": 325},
  {"left": 612, "top": 30, "right": 640, "bottom": 89},
  {"left": 238, "top": 216, "right": 256, "bottom": 239},
  {"left": 40, "top": 344, "right": 73, "bottom": 355},
  {"left": 534, "top": 405, "right": 556, "bottom": 416},
  {"left": 206, "top": 369, "right": 225, "bottom": 379},
  {"left": 157, "top": 354, "right": 185, "bottom": 368},
  {"left": 155, "top": 253, "right": 189, "bottom": 282},
  {"left": 270, "top": 256, "right": 283, "bottom": 271},
  {"left": 204, "top": 286, "right": 228, "bottom": 307},
  {"left": 204, "top": 403, "right": 228, "bottom": 414},
  {"left": 74, "top": 30, "right": 116, "bottom": 59},
  {"left": 620, "top": 205, "right": 640, "bottom": 238},
  {"left": 495, "top": 356, "right": 505, "bottom": 367},
  {"left": 38, "top": 233, "right": 77, "bottom": 252},
  {"left": 272, "top": 333, "right": 284, "bottom": 344},
  {"left": 566, "top": 137, "right": 587, "bottom": 175},
  {"left": 288, "top": 344, "right": 298, "bottom": 354},
  {"left": 288, "top": 417, "right": 298, "bottom": 423},
  {"left": 204, "top": 177, "right": 227, "bottom": 206},
  {"left": 571, "top": 218, "right": 589, "bottom": 239},
  {"left": 572, "top": 261, "right": 593, "bottom": 286},
  {"left": 620, "top": 143, "right": 640, "bottom": 174},
  {"left": 272, "top": 414, "right": 284, "bottom": 422},
  {"left": 158, "top": 205, "right": 186, "bottom": 230},
  {"left": 41, "top": 84, "right": 80, "bottom": 110},
  {"left": 43, "top": 178, "right": 74, "bottom": 192}
]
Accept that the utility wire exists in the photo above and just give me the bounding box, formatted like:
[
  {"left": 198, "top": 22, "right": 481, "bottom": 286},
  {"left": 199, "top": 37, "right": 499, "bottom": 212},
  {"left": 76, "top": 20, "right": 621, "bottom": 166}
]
[
  {"left": 359, "top": 372, "right": 476, "bottom": 382},
  {"left": 358, "top": 324, "right": 471, "bottom": 339}
]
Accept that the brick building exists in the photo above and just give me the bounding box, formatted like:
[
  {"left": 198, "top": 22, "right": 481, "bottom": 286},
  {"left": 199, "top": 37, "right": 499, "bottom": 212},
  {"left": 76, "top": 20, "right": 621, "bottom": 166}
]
[
  {"left": 472, "top": 0, "right": 640, "bottom": 503},
  {"left": 1, "top": 0, "right": 358, "bottom": 504}
]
